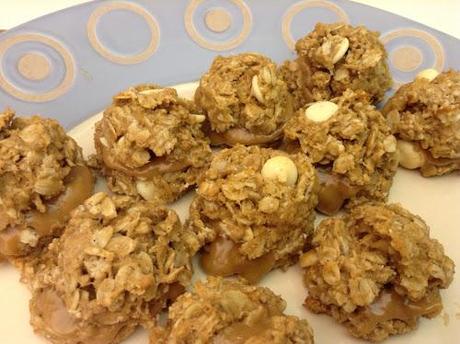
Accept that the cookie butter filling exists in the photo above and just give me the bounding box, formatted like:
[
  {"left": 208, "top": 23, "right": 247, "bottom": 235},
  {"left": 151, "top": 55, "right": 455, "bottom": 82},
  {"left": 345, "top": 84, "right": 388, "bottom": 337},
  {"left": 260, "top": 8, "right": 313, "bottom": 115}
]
[
  {"left": 213, "top": 318, "right": 273, "bottom": 344},
  {"left": 316, "top": 171, "right": 357, "bottom": 215},
  {"left": 98, "top": 137, "right": 191, "bottom": 177},
  {"left": 207, "top": 126, "right": 284, "bottom": 146},
  {"left": 0, "top": 165, "right": 93, "bottom": 257},
  {"left": 359, "top": 290, "right": 443, "bottom": 331},
  {"left": 200, "top": 236, "right": 275, "bottom": 283},
  {"left": 32, "top": 289, "right": 126, "bottom": 343}
]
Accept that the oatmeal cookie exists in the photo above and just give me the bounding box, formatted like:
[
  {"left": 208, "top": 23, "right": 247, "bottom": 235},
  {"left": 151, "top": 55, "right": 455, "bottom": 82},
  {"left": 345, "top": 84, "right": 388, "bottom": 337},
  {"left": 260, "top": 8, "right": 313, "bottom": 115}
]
[
  {"left": 187, "top": 145, "right": 318, "bottom": 283},
  {"left": 195, "top": 53, "right": 294, "bottom": 146},
  {"left": 382, "top": 69, "right": 460, "bottom": 176},
  {"left": 94, "top": 84, "right": 212, "bottom": 204},
  {"left": 283, "top": 89, "right": 398, "bottom": 215},
  {"left": 0, "top": 110, "right": 93, "bottom": 262},
  {"left": 27, "top": 192, "right": 202, "bottom": 344},
  {"left": 300, "top": 203, "right": 455, "bottom": 342},
  {"left": 150, "top": 277, "right": 314, "bottom": 344},
  {"left": 280, "top": 23, "right": 392, "bottom": 110}
]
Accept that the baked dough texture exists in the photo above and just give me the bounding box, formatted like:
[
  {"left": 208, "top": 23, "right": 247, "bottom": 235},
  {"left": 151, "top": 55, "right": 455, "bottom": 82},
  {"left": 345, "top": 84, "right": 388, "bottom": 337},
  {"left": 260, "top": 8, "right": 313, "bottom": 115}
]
[
  {"left": 94, "top": 85, "right": 212, "bottom": 204},
  {"left": 280, "top": 22, "right": 392, "bottom": 109},
  {"left": 188, "top": 145, "right": 318, "bottom": 282},
  {"left": 0, "top": 110, "right": 93, "bottom": 261},
  {"left": 27, "top": 192, "right": 202, "bottom": 344},
  {"left": 195, "top": 53, "right": 293, "bottom": 146},
  {"left": 284, "top": 89, "right": 398, "bottom": 214},
  {"left": 383, "top": 70, "right": 460, "bottom": 176},
  {"left": 301, "top": 203, "right": 455, "bottom": 342},
  {"left": 150, "top": 277, "right": 314, "bottom": 344}
]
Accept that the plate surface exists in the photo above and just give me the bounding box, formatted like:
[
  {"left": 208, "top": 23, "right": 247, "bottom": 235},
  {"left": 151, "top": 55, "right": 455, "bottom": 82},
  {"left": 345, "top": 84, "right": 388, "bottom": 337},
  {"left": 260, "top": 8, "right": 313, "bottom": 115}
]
[{"left": 0, "top": 1, "right": 459, "bottom": 343}]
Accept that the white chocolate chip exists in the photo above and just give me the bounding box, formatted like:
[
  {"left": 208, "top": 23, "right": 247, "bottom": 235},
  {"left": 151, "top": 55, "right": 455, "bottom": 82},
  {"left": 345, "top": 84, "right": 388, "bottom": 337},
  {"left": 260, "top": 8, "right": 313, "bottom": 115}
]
[
  {"left": 261, "top": 156, "right": 298, "bottom": 186},
  {"left": 251, "top": 75, "right": 264, "bottom": 104},
  {"left": 397, "top": 140, "right": 425, "bottom": 169},
  {"left": 99, "top": 137, "right": 109, "bottom": 147},
  {"left": 20, "top": 228, "right": 39, "bottom": 247},
  {"left": 383, "top": 135, "right": 397, "bottom": 153},
  {"left": 416, "top": 68, "right": 439, "bottom": 82},
  {"left": 190, "top": 114, "right": 206, "bottom": 123},
  {"left": 332, "top": 37, "right": 349, "bottom": 64},
  {"left": 305, "top": 101, "right": 338, "bottom": 122},
  {"left": 136, "top": 180, "right": 157, "bottom": 201}
]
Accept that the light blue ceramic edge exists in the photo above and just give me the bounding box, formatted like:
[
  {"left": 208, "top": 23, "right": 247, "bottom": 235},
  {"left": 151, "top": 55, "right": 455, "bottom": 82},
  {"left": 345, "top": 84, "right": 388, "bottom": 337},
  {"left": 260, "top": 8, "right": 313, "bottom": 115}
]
[{"left": 0, "top": 0, "right": 459, "bottom": 129}]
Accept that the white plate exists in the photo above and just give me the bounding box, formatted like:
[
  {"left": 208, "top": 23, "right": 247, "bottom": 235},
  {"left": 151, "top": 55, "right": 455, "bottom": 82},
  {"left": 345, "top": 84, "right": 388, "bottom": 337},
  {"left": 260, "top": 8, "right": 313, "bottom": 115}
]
[{"left": 1, "top": 82, "right": 459, "bottom": 344}]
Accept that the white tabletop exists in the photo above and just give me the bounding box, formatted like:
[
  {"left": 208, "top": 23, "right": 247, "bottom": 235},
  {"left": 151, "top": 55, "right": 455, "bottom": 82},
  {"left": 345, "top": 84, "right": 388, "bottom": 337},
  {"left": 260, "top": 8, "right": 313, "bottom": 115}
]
[{"left": 0, "top": 0, "right": 459, "bottom": 39}]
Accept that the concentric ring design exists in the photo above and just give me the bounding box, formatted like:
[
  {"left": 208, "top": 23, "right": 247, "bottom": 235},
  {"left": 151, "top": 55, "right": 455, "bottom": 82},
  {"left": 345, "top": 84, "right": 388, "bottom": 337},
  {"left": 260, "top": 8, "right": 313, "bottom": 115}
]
[
  {"left": 87, "top": 2, "right": 160, "bottom": 64},
  {"left": 380, "top": 28, "right": 445, "bottom": 88},
  {"left": 184, "top": 0, "right": 252, "bottom": 51},
  {"left": 0, "top": 33, "right": 75, "bottom": 102},
  {"left": 282, "top": 0, "right": 349, "bottom": 51}
]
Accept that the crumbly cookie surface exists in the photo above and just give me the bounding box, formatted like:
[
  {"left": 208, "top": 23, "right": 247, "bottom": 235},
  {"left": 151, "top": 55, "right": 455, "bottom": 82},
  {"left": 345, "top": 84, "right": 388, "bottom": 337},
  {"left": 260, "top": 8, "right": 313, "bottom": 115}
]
[
  {"left": 195, "top": 53, "right": 293, "bottom": 146},
  {"left": 94, "top": 84, "right": 212, "bottom": 204},
  {"left": 0, "top": 110, "right": 93, "bottom": 261},
  {"left": 187, "top": 145, "right": 318, "bottom": 283},
  {"left": 301, "top": 203, "right": 455, "bottom": 342},
  {"left": 281, "top": 23, "right": 392, "bottom": 109},
  {"left": 27, "top": 192, "right": 202, "bottom": 344},
  {"left": 150, "top": 277, "right": 314, "bottom": 344},
  {"left": 382, "top": 70, "right": 460, "bottom": 176},
  {"left": 283, "top": 89, "right": 398, "bottom": 214}
]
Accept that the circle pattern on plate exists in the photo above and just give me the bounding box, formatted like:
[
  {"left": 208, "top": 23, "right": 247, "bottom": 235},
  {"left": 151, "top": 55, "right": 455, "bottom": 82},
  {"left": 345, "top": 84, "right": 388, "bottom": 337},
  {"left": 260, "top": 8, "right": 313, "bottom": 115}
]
[
  {"left": 17, "top": 53, "right": 51, "bottom": 81},
  {"left": 205, "top": 8, "right": 232, "bottom": 33},
  {"left": 0, "top": 33, "right": 75, "bottom": 102},
  {"left": 87, "top": 2, "right": 160, "bottom": 64},
  {"left": 282, "top": 0, "right": 349, "bottom": 51},
  {"left": 381, "top": 28, "right": 445, "bottom": 88},
  {"left": 184, "top": 0, "right": 252, "bottom": 51}
]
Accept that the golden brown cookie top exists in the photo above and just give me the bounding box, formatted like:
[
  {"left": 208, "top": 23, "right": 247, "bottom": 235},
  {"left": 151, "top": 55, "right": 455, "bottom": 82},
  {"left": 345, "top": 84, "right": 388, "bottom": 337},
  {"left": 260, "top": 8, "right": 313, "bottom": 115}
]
[
  {"left": 296, "top": 23, "right": 386, "bottom": 71},
  {"left": 29, "top": 192, "right": 200, "bottom": 327},
  {"left": 0, "top": 110, "right": 89, "bottom": 259},
  {"left": 150, "top": 277, "right": 314, "bottom": 344},
  {"left": 291, "top": 22, "right": 392, "bottom": 104},
  {"left": 93, "top": 84, "right": 212, "bottom": 204},
  {"left": 301, "top": 203, "right": 454, "bottom": 313},
  {"left": 95, "top": 84, "right": 209, "bottom": 172},
  {"left": 284, "top": 90, "right": 397, "bottom": 209},
  {"left": 195, "top": 53, "right": 293, "bottom": 144},
  {"left": 191, "top": 145, "right": 317, "bottom": 258},
  {"left": 383, "top": 70, "right": 460, "bottom": 176}
]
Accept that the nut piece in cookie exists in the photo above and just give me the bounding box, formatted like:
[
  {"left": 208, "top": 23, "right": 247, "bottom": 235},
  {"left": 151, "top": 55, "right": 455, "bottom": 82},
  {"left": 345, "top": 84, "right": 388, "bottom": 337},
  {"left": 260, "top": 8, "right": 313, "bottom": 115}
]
[
  {"left": 0, "top": 110, "right": 94, "bottom": 263},
  {"left": 382, "top": 70, "right": 460, "bottom": 176},
  {"left": 187, "top": 145, "right": 318, "bottom": 283},
  {"left": 301, "top": 203, "right": 455, "bottom": 342},
  {"left": 28, "top": 192, "right": 202, "bottom": 344},
  {"left": 94, "top": 84, "right": 212, "bottom": 204},
  {"left": 280, "top": 22, "right": 392, "bottom": 109},
  {"left": 283, "top": 89, "right": 398, "bottom": 215},
  {"left": 195, "top": 53, "right": 294, "bottom": 146},
  {"left": 150, "top": 277, "right": 314, "bottom": 344}
]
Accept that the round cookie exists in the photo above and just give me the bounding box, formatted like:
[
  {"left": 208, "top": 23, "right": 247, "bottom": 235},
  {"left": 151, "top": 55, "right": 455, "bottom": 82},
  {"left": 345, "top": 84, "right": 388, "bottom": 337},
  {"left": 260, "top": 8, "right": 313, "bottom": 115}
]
[
  {"left": 283, "top": 89, "right": 398, "bottom": 215},
  {"left": 187, "top": 145, "right": 318, "bottom": 283},
  {"left": 195, "top": 53, "right": 294, "bottom": 146},
  {"left": 280, "top": 22, "right": 392, "bottom": 110},
  {"left": 0, "top": 110, "right": 93, "bottom": 262},
  {"left": 94, "top": 84, "right": 212, "bottom": 204},
  {"left": 28, "top": 192, "right": 202, "bottom": 344},
  {"left": 382, "top": 69, "right": 460, "bottom": 176},
  {"left": 150, "top": 277, "right": 314, "bottom": 344},
  {"left": 300, "top": 203, "right": 454, "bottom": 342}
]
